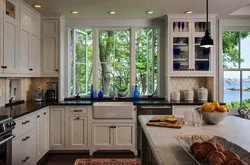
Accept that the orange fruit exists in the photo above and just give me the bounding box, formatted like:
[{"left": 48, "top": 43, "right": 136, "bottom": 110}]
[
  {"left": 218, "top": 106, "right": 227, "bottom": 112},
  {"left": 204, "top": 104, "right": 215, "bottom": 112},
  {"left": 212, "top": 101, "right": 220, "bottom": 111},
  {"left": 202, "top": 102, "right": 211, "bottom": 110}
]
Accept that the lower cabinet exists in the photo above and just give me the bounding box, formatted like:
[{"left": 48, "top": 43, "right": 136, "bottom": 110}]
[
  {"left": 91, "top": 122, "right": 136, "bottom": 155},
  {"left": 91, "top": 123, "right": 113, "bottom": 148},
  {"left": 36, "top": 108, "right": 49, "bottom": 162},
  {"left": 69, "top": 116, "right": 88, "bottom": 148},
  {"left": 12, "top": 146, "right": 37, "bottom": 165},
  {"left": 49, "top": 107, "right": 65, "bottom": 149}
]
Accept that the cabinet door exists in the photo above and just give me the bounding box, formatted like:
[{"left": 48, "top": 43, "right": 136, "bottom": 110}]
[
  {"left": 113, "top": 123, "right": 135, "bottom": 148},
  {"left": 29, "top": 14, "right": 39, "bottom": 74},
  {"left": 49, "top": 107, "right": 65, "bottom": 149},
  {"left": 4, "top": 4, "right": 18, "bottom": 73},
  {"left": 91, "top": 123, "right": 113, "bottom": 148},
  {"left": 69, "top": 116, "right": 88, "bottom": 148},
  {"left": 19, "top": 6, "right": 30, "bottom": 73},
  {"left": 43, "top": 108, "right": 49, "bottom": 153},
  {"left": 36, "top": 110, "right": 44, "bottom": 161},
  {"left": 42, "top": 20, "right": 59, "bottom": 76}
]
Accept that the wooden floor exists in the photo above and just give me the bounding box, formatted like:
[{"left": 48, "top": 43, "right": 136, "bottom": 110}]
[{"left": 38, "top": 151, "right": 139, "bottom": 165}]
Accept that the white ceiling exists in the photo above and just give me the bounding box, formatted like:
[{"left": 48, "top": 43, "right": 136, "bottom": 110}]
[{"left": 23, "top": 0, "right": 250, "bottom": 19}]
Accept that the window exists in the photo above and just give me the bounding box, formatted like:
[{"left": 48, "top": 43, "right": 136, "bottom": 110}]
[
  {"left": 222, "top": 32, "right": 250, "bottom": 108},
  {"left": 70, "top": 29, "right": 93, "bottom": 96},
  {"left": 98, "top": 30, "right": 130, "bottom": 96},
  {"left": 70, "top": 27, "right": 159, "bottom": 97},
  {"left": 136, "top": 28, "right": 158, "bottom": 95}
]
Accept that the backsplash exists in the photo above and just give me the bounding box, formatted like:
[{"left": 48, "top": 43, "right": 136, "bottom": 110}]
[
  {"left": 29, "top": 78, "right": 58, "bottom": 100},
  {"left": 170, "top": 77, "right": 207, "bottom": 100}
]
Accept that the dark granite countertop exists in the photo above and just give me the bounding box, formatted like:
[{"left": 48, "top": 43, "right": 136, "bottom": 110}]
[{"left": 0, "top": 99, "right": 225, "bottom": 119}]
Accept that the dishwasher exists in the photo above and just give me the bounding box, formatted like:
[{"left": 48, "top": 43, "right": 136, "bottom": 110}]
[{"left": 136, "top": 105, "right": 172, "bottom": 151}]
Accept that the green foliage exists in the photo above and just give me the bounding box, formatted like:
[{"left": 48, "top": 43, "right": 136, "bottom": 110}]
[
  {"left": 227, "top": 99, "right": 250, "bottom": 108},
  {"left": 223, "top": 32, "right": 250, "bottom": 68}
]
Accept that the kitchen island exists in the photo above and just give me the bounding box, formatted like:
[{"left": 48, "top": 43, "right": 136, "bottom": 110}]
[{"left": 139, "top": 115, "right": 250, "bottom": 165}]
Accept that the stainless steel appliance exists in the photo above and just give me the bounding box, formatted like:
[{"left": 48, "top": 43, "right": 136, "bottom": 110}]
[
  {"left": 0, "top": 116, "right": 15, "bottom": 165},
  {"left": 45, "top": 82, "right": 58, "bottom": 101}
]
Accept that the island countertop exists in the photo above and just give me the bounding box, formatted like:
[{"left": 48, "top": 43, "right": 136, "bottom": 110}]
[{"left": 138, "top": 115, "right": 250, "bottom": 165}]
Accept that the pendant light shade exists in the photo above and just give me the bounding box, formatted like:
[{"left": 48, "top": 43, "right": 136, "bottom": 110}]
[{"left": 200, "top": 0, "right": 214, "bottom": 48}]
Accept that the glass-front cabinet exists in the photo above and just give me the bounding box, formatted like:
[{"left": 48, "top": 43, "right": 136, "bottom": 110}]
[{"left": 169, "top": 16, "right": 216, "bottom": 76}]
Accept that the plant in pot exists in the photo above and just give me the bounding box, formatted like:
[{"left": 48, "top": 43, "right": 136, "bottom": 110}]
[{"left": 117, "top": 86, "right": 127, "bottom": 98}]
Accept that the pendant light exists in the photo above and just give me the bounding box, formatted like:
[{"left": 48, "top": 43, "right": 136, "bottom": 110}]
[{"left": 200, "top": 0, "right": 214, "bottom": 48}]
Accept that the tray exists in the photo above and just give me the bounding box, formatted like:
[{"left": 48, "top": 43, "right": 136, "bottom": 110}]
[{"left": 176, "top": 135, "right": 250, "bottom": 165}]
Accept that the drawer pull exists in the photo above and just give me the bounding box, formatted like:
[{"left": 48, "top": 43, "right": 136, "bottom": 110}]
[
  {"left": 22, "top": 156, "right": 30, "bottom": 162},
  {"left": 37, "top": 115, "right": 40, "bottom": 118},
  {"left": 22, "top": 136, "right": 30, "bottom": 141},
  {"left": 75, "top": 117, "right": 80, "bottom": 120},
  {"left": 22, "top": 120, "right": 30, "bottom": 125},
  {"left": 44, "top": 112, "right": 46, "bottom": 115},
  {"left": 74, "top": 110, "right": 82, "bottom": 112}
]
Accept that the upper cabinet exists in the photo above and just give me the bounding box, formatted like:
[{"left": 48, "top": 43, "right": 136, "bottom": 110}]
[
  {"left": 42, "top": 19, "right": 59, "bottom": 77},
  {"left": 19, "top": 5, "right": 40, "bottom": 75},
  {"left": 3, "top": 0, "right": 18, "bottom": 73},
  {"left": 168, "top": 15, "right": 216, "bottom": 76}
]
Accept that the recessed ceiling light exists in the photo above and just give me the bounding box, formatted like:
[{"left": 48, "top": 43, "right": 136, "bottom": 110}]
[
  {"left": 71, "top": 11, "right": 78, "bottom": 14},
  {"left": 109, "top": 11, "right": 116, "bottom": 14},
  {"left": 33, "top": 4, "right": 42, "bottom": 8},
  {"left": 185, "top": 10, "right": 193, "bottom": 14},
  {"left": 147, "top": 11, "right": 154, "bottom": 14}
]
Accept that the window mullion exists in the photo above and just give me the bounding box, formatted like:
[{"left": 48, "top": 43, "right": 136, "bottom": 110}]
[
  {"left": 130, "top": 28, "right": 136, "bottom": 95},
  {"left": 93, "top": 28, "right": 99, "bottom": 97},
  {"left": 73, "top": 30, "right": 77, "bottom": 95},
  {"left": 239, "top": 32, "right": 241, "bottom": 69}
]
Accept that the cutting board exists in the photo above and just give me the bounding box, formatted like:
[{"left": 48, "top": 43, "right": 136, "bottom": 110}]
[{"left": 146, "top": 116, "right": 184, "bottom": 128}]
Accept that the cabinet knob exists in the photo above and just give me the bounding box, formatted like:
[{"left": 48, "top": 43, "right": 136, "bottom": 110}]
[
  {"left": 29, "top": 68, "right": 33, "bottom": 71},
  {"left": 55, "top": 69, "right": 58, "bottom": 72},
  {"left": 44, "top": 112, "right": 46, "bottom": 115},
  {"left": 1, "top": 66, "right": 7, "bottom": 69},
  {"left": 75, "top": 117, "right": 80, "bottom": 120},
  {"left": 37, "top": 115, "right": 40, "bottom": 118}
]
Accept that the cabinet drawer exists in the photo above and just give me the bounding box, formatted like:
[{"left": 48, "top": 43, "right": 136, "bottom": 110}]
[
  {"left": 13, "top": 113, "right": 36, "bottom": 138},
  {"left": 13, "top": 146, "right": 36, "bottom": 165},
  {"left": 69, "top": 107, "right": 88, "bottom": 115},
  {"left": 12, "top": 128, "right": 36, "bottom": 160}
]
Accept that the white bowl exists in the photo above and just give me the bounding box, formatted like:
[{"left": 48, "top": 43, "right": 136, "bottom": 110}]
[{"left": 202, "top": 111, "right": 228, "bottom": 125}]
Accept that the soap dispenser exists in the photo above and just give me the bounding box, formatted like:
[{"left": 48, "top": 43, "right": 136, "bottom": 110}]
[{"left": 133, "top": 85, "right": 140, "bottom": 98}]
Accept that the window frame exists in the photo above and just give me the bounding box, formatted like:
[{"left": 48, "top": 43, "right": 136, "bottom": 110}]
[
  {"left": 219, "top": 25, "right": 250, "bottom": 108},
  {"left": 68, "top": 27, "right": 160, "bottom": 97}
]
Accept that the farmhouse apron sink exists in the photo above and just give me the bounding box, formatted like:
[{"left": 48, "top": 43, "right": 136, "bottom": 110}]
[{"left": 93, "top": 102, "right": 134, "bottom": 119}]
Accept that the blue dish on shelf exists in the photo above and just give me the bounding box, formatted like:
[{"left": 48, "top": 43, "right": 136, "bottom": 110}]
[
  {"left": 173, "top": 63, "right": 180, "bottom": 70},
  {"left": 202, "top": 48, "right": 210, "bottom": 55},
  {"left": 173, "top": 48, "right": 181, "bottom": 55},
  {"left": 196, "top": 62, "right": 209, "bottom": 71}
]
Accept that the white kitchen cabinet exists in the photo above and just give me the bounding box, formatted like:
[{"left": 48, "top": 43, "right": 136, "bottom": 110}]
[
  {"left": 168, "top": 15, "right": 216, "bottom": 77},
  {"left": 3, "top": 0, "right": 18, "bottom": 73},
  {"left": 114, "top": 123, "right": 135, "bottom": 148},
  {"left": 42, "top": 19, "right": 59, "bottom": 76},
  {"left": 90, "top": 122, "right": 137, "bottom": 155},
  {"left": 12, "top": 146, "right": 36, "bottom": 165},
  {"left": 43, "top": 108, "right": 49, "bottom": 153},
  {"left": 91, "top": 123, "right": 113, "bottom": 148},
  {"left": 172, "top": 105, "right": 200, "bottom": 117},
  {"left": 36, "top": 108, "right": 49, "bottom": 162},
  {"left": 49, "top": 107, "right": 65, "bottom": 149},
  {"left": 19, "top": 5, "right": 40, "bottom": 75},
  {"left": 36, "top": 110, "right": 43, "bottom": 161},
  {"left": 69, "top": 116, "right": 88, "bottom": 148}
]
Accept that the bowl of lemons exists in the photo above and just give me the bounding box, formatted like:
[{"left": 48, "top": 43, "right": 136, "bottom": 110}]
[{"left": 197, "top": 101, "right": 229, "bottom": 125}]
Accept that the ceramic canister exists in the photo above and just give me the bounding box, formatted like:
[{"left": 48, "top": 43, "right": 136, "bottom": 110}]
[
  {"left": 197, "top": 87, "right": 208, "bottom": 101},
  {"left": 184, "top": 89, "right": 194, "bottom": 101},
  {"left": 171, "top": 91, "right": 180, "bottom": 100}
]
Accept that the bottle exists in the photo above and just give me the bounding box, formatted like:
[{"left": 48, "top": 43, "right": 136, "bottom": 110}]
[
  {"left": 90, "top": 84, "right": 94, "bottom": 98},
  {"left": 133, "top": 85, "right": 140, "bottom": 98},
  {"left": 98, "top": 90, "right": 103, "bottom": 99}
]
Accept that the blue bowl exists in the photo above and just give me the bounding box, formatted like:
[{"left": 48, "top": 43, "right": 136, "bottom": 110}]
[
  {"left": 173, "top": 48, "right": 181, "bottom": 55},
  {"left": 202, "top": 48, "right": 210, "bottom": 55},
  {"left": 173, "top": 63, "right": 180, "bottom": 70}
]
